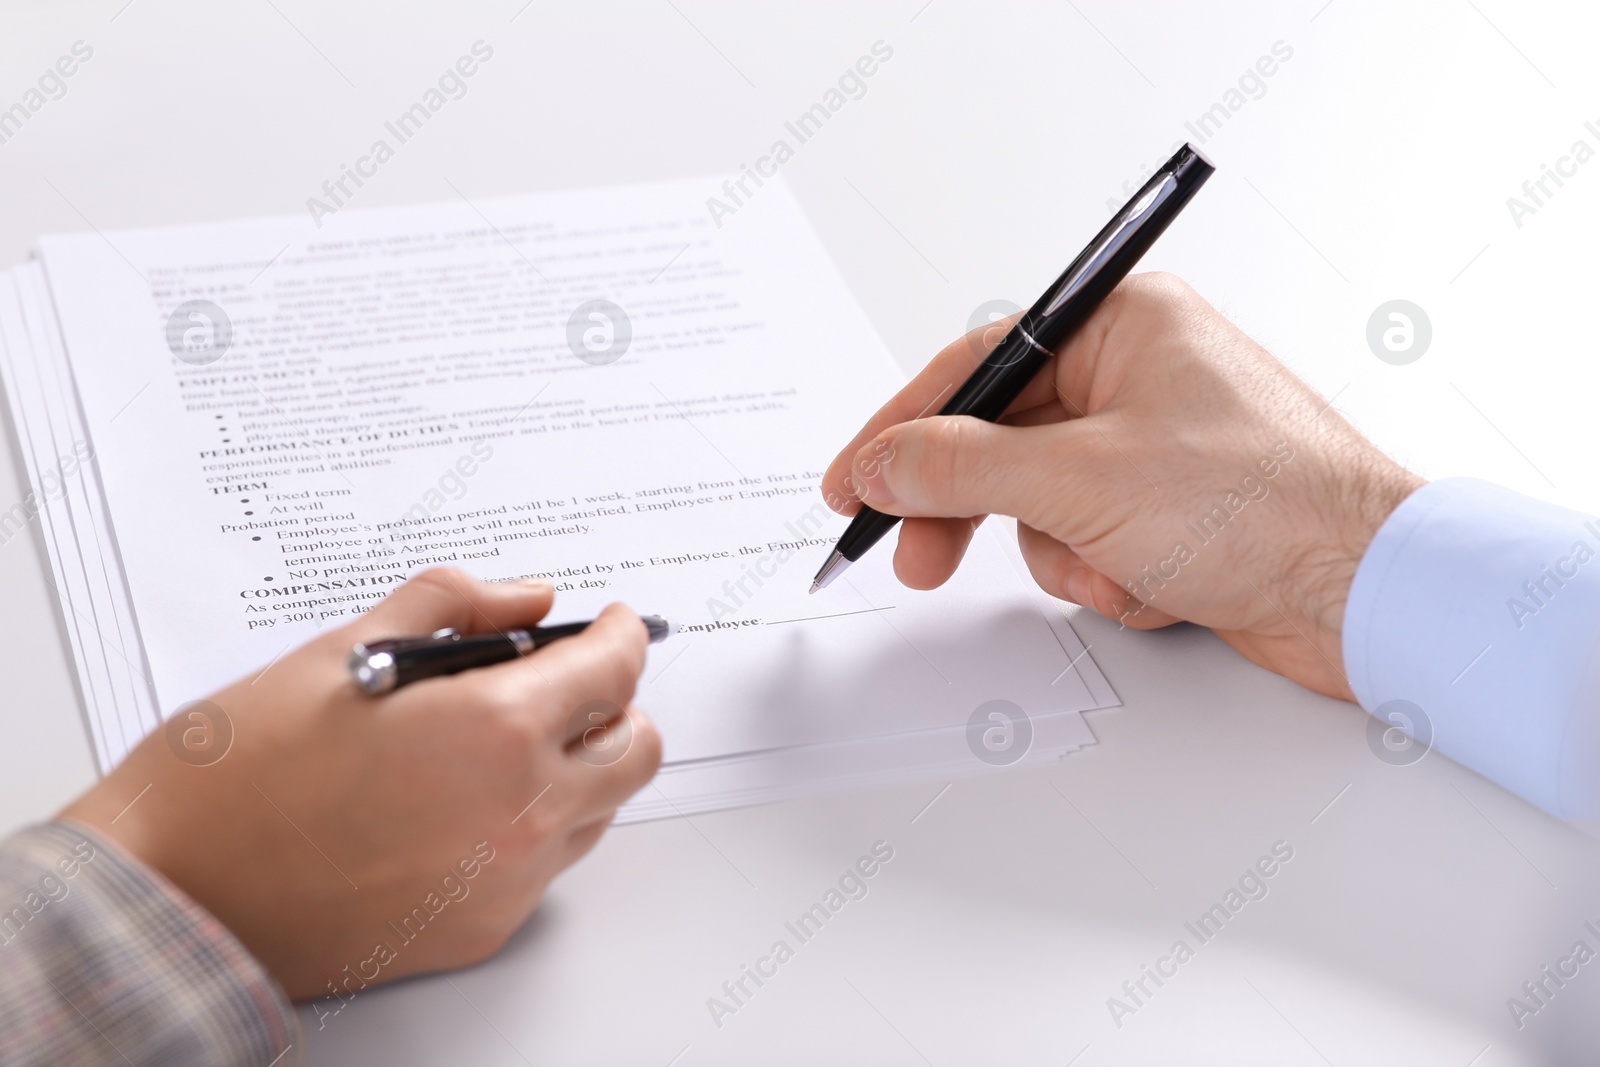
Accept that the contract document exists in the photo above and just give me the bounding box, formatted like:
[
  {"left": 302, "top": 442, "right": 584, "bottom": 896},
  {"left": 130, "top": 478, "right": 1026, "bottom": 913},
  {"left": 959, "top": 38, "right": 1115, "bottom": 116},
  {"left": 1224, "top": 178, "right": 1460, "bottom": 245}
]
[{"left": 0, "top": 176, "right": 1117, "bottom": 819}]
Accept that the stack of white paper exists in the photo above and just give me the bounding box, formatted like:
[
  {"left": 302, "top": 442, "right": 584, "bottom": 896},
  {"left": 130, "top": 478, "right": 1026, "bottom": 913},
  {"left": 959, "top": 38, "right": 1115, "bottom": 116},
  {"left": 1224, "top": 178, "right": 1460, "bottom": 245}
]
[{"left": 0, "top": 177, "right": 1117, "bottom": 822}]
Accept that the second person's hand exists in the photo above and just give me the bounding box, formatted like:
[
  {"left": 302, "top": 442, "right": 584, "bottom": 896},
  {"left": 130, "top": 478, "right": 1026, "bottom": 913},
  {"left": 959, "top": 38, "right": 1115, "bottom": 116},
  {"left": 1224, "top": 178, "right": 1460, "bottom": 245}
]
[
  {"left": 822, "top": 273, "right": 1423, "bottom": 700},
  {"left": 62, "top": 568, "right": 662, "bottom": 999}
]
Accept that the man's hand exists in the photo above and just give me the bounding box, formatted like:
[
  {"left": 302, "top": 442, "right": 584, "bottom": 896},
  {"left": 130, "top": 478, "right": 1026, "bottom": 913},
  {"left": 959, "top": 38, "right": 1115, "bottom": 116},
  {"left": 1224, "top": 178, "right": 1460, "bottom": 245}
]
[
  {"left": 61, "top": 568, "right": 661, "bottom": 999},
  {"left": 823, "top": 273, "right": 1423, "bottom": 700}
]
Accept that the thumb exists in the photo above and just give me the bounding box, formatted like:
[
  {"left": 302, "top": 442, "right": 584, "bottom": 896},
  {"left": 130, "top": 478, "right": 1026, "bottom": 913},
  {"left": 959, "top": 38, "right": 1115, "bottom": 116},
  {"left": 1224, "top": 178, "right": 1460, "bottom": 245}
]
[{"left": 851, "top": 416, "right": 1092, "bottom": 533}]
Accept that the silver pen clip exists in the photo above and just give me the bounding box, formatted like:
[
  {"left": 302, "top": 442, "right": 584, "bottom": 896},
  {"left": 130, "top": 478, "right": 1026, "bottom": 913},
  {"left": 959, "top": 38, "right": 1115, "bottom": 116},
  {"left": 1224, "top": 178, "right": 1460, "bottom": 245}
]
[{"left": 1041, "top": 174, "right": 1178, "bottom": 319}]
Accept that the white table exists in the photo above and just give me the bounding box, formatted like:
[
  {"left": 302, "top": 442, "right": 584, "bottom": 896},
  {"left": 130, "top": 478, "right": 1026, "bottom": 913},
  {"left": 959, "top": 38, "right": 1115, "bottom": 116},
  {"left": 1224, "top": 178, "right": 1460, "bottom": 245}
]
[{"left": 4, "top": 1, "right": 1600, "bottom": 1062}]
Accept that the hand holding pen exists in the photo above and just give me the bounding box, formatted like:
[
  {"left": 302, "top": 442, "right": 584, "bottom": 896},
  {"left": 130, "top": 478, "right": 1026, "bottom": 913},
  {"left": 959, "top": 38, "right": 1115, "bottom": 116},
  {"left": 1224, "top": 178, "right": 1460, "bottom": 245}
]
[
  {"left": 68, "top": 569, "right": 665, "bottom": 998},
  {"left": 812, "top": 143, "right": 1214, "bottom": 592},
  {"left": 819, "top": 147, "right": 1422, "bottom": 701}
]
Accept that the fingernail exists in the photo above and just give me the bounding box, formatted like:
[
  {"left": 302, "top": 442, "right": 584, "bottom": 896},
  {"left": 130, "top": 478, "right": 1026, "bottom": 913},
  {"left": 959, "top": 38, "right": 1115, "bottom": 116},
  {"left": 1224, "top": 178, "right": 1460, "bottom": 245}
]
[
  {"left": 822, "top": 485, "right": 858, "bottom": 515},
  {"left": 520, "top": 578, "right": 553, "bottom": 593},
  {"left": 853, "top": 450, "right": 896, "bottom": 507},
  {"left": 1064, "top": 568, "right": 1092, "bottom": 608}
]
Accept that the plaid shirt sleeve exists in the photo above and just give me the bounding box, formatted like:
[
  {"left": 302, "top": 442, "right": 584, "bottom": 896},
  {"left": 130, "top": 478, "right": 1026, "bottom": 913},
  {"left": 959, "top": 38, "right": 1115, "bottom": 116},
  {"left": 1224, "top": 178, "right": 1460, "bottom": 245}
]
[{"left": 0, "top": 821, "right": 301, "bottom": 1066}]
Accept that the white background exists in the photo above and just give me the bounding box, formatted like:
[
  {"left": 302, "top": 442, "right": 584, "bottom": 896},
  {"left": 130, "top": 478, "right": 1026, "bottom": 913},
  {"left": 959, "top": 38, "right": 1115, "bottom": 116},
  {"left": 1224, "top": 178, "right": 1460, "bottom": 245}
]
[{"left": 3, "top": 0, "right": 1600, "bottom": 1063}]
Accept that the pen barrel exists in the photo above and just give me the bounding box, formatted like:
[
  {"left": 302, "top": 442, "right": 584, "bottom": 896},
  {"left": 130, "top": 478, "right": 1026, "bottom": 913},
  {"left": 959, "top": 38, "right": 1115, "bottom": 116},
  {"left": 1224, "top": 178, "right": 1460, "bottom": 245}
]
[
  {"left": 938, "top": 330, "right": 1054, "bottom": 421},
  {"left": 834, "top": 505, "right": 904, "bottom": 562},
  {"left": 941, "top": 143, "right": 1213, "bottom": 425},
  {"left": 391, "top": 633, "right": 522, "bottom": 688},
  {"left": 527, "top": 617, "right": 671, "bottom": 646},
  {"left": 1023, "top": 143, "right": 1212, "bottom": 356}
]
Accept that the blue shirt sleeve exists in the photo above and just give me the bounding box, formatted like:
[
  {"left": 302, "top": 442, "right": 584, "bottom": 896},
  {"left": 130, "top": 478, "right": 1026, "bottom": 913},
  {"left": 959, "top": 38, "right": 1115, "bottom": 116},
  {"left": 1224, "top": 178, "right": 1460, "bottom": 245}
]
[{"left": 1343, "top": 477, "right": 1600, "bottom": 817}]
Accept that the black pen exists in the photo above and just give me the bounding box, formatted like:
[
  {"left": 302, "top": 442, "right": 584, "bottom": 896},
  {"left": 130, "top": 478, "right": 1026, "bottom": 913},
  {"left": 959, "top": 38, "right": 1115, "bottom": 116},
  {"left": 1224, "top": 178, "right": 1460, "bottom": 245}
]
[
  {"left": 810, "top": 142, "right": 1214, "bottom": 593},
  {"left": 348, "top": 615, "right": 674, "bottom": 694}
]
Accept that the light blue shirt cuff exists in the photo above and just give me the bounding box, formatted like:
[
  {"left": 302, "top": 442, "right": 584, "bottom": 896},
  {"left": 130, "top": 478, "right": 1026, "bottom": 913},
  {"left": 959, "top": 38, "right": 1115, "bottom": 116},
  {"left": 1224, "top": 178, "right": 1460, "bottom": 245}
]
[{"left": 1343, "top": 477, "right": 1600, "bottom": 817}]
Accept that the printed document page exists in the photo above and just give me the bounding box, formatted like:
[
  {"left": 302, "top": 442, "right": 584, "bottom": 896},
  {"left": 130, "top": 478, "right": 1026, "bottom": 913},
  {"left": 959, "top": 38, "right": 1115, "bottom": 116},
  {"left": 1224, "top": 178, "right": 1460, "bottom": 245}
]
[{"left": 36, "top": 177, "right": 1113, "bottom": 767}]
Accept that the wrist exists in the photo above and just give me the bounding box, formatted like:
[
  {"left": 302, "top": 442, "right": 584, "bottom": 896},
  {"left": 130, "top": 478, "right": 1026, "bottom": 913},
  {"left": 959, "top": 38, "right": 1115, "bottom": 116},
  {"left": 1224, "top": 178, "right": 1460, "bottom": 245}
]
[
  {"left": 1287, "top": 452, "right": 1424, "bottom": 697},
  {"left": 59, "top": 746, "right": 196, "bottom": 905},
  {"left": 60, "top": 773, "right": 147, "bottom": 862}
]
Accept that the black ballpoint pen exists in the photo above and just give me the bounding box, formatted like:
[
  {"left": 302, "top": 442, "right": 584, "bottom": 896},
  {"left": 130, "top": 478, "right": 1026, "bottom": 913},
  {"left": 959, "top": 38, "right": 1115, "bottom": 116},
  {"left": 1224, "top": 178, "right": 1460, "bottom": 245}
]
[
  {"left": 348, "top": 615, "right": 674, "bottom": 694},
  {"left": 810, "top": 142, "right": 1214, "bottom": 593}
]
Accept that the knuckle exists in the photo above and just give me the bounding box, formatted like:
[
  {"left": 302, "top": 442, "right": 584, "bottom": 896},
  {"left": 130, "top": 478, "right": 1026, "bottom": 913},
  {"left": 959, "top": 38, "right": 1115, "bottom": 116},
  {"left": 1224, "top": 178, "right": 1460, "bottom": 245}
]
[
  {"left": 599, "top": 608, "right": 647, "bottom": 689},
  {"left": 922, "top": 418, "right": 979, "bottom": 499},
  {"left": 562, "top": 659, "right": 624, "bottom": 715},
  {"left": 610, "top": 655, "right": 641, "bottom": 706},
  {"left": 628, "top": 710, "right": 664, "bottom": 777},
  {"left": 1120, "top": 271, "right": 1195, "bottom": 318},
  {"left": 1125, "top": 269, "right": 1181, "bottom": 297},
  {"left": 623, "top": 617, "right": 650, "bottom": 675},
  {"left": 516, "top": 804, "right": 562, "bottom": 846},
  {"left": 854, "top": 436, "right": 891, "bottom": 480}
]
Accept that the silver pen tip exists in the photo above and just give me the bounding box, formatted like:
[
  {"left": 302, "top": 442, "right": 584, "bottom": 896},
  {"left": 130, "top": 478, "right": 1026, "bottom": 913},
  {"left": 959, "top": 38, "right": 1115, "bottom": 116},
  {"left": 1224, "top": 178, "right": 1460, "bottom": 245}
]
[{"left": 810, "top": 549, "right": 849, "bottom": 593}]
